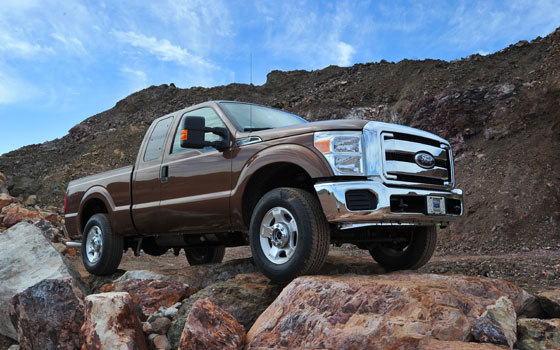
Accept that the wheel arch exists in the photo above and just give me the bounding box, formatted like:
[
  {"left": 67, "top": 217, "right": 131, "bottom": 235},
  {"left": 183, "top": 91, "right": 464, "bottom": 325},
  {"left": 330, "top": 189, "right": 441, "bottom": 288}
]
[
  {"left": 78, "top": 186, "right": 114, "bottom": 234},
  {"left": 232, "top": 144, "right": 332, "bottom": 229}
]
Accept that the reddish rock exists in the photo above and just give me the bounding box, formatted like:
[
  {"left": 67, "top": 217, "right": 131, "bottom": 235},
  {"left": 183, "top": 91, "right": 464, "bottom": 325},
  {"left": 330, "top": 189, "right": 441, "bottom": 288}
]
[
  {"left": 152, "top": 334, "right": 171, "bottom": 350},
  {"left": 100, "top": 279, "right": 196, "bottom": 317},
  {"left": 82, "top": 292, "right": 148, "bottom": 350},
  {"left": 0, "top": 193, "right": 14, "bottom": 210},
  {"left": 151, "top": 317, "right": 172, "bottom": 335},
  {"left": 1, "top": 204, "right": 45, "bottom": 228},
  {"left": 472, "top": 296, "right": 517, "bottom": 348},
  {"left": 419, "top": 338, "right": 509, "bottom": 349},
  {"left": 178, "top": 298, "right": 245, "bottom": 350},
  {"left": 8, "top": 278, "right": 85, "bottom": 350},
  {"left": 247, "top": 274, "right": 537, "bottom": 350},
  {"left": 168, "top": 273, "right": 281, "bottom": 349}
]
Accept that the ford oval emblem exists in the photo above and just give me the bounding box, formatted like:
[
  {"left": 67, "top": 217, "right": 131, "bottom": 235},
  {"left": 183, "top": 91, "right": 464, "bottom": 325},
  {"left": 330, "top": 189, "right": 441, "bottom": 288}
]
[{"left": 415, "top": 152, "right": 436, "bottom": 169}]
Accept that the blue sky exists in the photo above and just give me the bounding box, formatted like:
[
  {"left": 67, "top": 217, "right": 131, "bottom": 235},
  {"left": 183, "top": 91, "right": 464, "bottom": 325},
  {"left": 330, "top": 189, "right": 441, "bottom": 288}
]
[{"left": 1, "top": 0, "right": 559, "bottom": 155}]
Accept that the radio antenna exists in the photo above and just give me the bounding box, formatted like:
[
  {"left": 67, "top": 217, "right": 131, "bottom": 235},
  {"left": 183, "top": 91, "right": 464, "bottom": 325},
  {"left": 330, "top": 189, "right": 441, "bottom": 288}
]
[{"left": 250, "top": 53, "right": 253, "bottom": 86}]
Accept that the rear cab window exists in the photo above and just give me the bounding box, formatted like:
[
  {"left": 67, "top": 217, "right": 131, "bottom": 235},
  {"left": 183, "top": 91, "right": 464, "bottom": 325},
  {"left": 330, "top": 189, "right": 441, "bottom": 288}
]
[{"left": 144, "top": 117, "right": 173, "bottom": 162}]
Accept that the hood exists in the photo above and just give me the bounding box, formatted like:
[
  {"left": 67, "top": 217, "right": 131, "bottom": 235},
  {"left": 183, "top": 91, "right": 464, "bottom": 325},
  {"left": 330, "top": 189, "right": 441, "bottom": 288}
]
[{"left": 237, "top": 119, "right": 369, "bottom": 142}]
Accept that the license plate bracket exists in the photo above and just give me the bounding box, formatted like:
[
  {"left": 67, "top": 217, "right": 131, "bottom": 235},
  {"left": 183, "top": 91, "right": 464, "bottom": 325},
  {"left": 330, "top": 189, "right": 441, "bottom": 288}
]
[{"left": 427, "top": 196, "right": 446, "bottom": 215}]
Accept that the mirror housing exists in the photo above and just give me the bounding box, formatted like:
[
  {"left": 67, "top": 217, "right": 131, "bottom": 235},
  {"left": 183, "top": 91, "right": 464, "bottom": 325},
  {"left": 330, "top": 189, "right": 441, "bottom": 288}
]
[{"left": 180, "top": 116, "right": 229, "bottom": 151}]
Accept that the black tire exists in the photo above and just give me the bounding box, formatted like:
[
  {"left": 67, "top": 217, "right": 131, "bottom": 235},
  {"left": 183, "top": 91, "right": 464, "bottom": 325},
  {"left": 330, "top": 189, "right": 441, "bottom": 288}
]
[
  {"left": 369, "top": 226, "right": 437, "bottom": 271},
  {"left": 250, "top": 187, "right": 330, "bottom": 284},
  {"left": 81, "top": 213, "right": 123, "bottom": 275},
  {"left": 185, "top": 246, "right": 226, "bottom": 265}
]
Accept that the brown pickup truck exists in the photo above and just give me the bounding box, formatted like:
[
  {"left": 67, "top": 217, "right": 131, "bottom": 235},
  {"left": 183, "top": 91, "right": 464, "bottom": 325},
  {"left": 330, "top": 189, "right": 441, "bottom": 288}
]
[{"left": 64, "top": 100, "right": 463, "bottom": 283}]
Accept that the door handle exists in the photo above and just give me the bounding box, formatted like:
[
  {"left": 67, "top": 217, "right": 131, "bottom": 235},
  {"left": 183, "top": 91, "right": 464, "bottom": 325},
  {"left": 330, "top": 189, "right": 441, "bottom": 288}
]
[{"left": 161, "top": 165, "right": 169, "bottom": 183}]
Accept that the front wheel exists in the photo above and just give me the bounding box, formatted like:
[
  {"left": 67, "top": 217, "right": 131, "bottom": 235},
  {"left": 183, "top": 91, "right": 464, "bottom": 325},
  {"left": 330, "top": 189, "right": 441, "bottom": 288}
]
[
  {"left": 369, "top": 226, "right": 437, "bottom": 271},
  {"left": 185, "top": 246, "right": 225, "bottom": 265},
  {"left": 250, "top": 187, "right": 330, "bottom": 284},
  {"left": 81, "top": 213, "right": 123, "bottom": 275}
]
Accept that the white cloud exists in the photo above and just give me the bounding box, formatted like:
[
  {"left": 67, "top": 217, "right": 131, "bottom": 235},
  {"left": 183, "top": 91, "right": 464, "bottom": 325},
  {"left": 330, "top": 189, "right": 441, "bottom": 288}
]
[
  {"left": 260, "top": 1, "right": 359, "bottom": 68},
  {"left": 50, "top": 33, "right": 87, "bottom": 56},
  {"left": 0, "top": 31, "right": 51, "bottom": 57},
  {"left": 113, "top": 30, "right": 216, "bottom": 69},
  {"left": 336, "top": 41, "right": 356, "bottom": 66},
  {"left": 0, "top": 69, "right": 38, "bottom": 104}
]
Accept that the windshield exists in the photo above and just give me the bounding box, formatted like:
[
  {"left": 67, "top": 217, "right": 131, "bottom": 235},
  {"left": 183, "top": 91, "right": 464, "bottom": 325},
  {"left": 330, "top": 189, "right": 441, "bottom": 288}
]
[{"left": 218, "top": 102, "right": 307, "bottom": 132}]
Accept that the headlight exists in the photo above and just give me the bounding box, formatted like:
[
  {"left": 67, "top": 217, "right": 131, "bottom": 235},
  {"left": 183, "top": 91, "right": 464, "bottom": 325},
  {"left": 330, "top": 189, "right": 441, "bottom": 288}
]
[{"left": 314, "top": 131, "right": 364, "bottom": 176}]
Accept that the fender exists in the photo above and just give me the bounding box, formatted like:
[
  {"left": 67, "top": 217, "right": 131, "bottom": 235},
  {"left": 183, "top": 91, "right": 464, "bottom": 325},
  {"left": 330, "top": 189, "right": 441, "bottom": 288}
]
[
  {"left": 78, "top": 185, "right": 116, "bottom": 232},
  {"left": 230, "top": 143, "right": 333, "bottom": 229}
]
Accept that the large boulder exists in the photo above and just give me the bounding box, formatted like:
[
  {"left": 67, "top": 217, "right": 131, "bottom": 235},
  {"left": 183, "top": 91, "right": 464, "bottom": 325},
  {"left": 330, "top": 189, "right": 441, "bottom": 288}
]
[
  {"left": 0, "top": 222, "right": 82, "bottom": 340},
  {"left": 8, "top": 278, "right": 85, "bottom": 350},
  {"left": 100, "top": 278, "right": 197, "bottom": 318},
  {"left": 247, "top": 273, "right": 537, "bottom": 350},
  {"left": 178, "top": 298, "right": 245, "bottom": 350},
  {"left": 516, "top": 318, "right": 560, "bottom": 350},
  {"left": 168, "top": 273, "right": 281, "bottom": 349},
  {"left": 81, "top": 292, "right": 148, "bottom": 350},
  {"left": 471, "top": 296, "right": 517, "bottom": 348}
]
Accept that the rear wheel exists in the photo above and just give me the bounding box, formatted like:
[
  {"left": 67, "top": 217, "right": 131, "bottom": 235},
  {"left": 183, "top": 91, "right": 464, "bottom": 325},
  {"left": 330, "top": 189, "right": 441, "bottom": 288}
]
[
  {"left": 185, "top": 246, "right": 225, "bottom": 265},
  {"left": 369, "top": 226, "right": 437, "bottom": 271},
  {"left": 81, "top": 213, "right": 123, "bottom": 275},
  {"left": 250, "top": 187, "right": 330, "bottom": 284}
]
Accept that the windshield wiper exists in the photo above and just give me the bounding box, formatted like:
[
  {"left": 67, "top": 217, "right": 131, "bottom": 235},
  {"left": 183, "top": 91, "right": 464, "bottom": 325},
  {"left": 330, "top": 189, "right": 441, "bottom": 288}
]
[{"left": 243, "top": 127, "right": 271, "bottom": 132}]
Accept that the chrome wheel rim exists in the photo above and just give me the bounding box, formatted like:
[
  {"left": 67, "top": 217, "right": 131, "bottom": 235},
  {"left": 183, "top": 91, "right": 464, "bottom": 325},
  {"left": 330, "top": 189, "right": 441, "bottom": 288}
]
[
  {"left": 85, "top": 225, "right": 103, "bottom": 264},
  {"left": 259, "top": 207, "right": 298, "bottom": 264}
]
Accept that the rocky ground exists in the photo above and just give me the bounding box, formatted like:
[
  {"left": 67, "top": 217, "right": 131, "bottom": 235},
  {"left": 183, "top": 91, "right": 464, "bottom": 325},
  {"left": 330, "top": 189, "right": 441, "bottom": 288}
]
[{"left": 1, "top": 216, "right": 560, "bottom": 349}]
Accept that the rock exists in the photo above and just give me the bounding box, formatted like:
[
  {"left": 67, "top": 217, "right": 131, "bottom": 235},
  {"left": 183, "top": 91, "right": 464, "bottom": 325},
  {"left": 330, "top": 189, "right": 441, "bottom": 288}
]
[
  {"left": 7, "top": 345, "right": 20, "bottom": 350},
  {"left": 472, "top": 296, "right": 517, "bottom": 348},
  {"left": 537, "top": 289, "right": 560, "bottom": 318},
  {"left": 0, "top": 193, "right": 14, "bottom": 210},
  {"left": 1, "top": 204, "right": 45, "bottom": 228},
  {"left": 100, "top": 278, "right": 197, "bottom": 318},
  {"left": 81, "top": 292, "right": 148, "bottom": 350},
  {"left": 8, "top": 278, "right": 85, "bottom": 350},
  {"left": 419, "top": 338, "right": 510, "bottom": 349},
  {"left": 0, "top": 222, "right": 82, "bottom": 340},
  {"left": 114, "top": 270, "right": 170, "bottom": 283},
  {"left": 516, "top": 318, "right": 560, "bottom": 350},
  {"left": 87, "top": 270, "right": 126, "bottom": 293},
  {"left": 169, "top": 273, "right": 281, "bottom": 349},
  {"left": 247, "top": 273, "right": 537, "bottom": 350},
  {"left": 178, "top": 298, "right": 245, "bottom": 350},
  {"left": 181, "top": 258, "right": 258, "bottom": 289},
  {"left": 0, "top": 172, "right": 8, "bottom": 194},
  {"left": 151, "top": 317, "right": 172, "bottom": 334},
  {"left": 152, "top": 334, "right": 171, "bottom": 350},
  {"left": 24, "top": 195, "right": 37, "bottom": 206}
]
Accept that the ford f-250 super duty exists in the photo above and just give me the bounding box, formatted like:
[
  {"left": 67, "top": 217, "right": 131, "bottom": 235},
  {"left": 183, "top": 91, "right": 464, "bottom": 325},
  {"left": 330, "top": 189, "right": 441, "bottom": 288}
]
[{"left": 64, "top": 101, "right": 463, "bottom": 283}]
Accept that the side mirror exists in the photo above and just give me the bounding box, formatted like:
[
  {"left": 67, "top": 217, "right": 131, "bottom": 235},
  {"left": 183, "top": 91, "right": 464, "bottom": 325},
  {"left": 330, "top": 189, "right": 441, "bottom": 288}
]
[{"left": 180, "top": 116, "right": 229, "bottom": 151}]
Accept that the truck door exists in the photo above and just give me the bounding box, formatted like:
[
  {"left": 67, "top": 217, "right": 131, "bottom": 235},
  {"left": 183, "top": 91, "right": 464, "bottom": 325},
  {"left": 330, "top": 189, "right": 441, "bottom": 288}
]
[
  {"left": 131, "top": 116, "right": 173, "bottom": 234},
  {"left": 157, "top": 107, "right": 231, "bottom": 234}
]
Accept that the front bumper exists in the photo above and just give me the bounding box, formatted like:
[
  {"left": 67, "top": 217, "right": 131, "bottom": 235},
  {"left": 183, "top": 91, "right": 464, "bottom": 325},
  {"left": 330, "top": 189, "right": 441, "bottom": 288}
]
[{"left": 314, "top": 180, "right": 463, "bottom": 229}]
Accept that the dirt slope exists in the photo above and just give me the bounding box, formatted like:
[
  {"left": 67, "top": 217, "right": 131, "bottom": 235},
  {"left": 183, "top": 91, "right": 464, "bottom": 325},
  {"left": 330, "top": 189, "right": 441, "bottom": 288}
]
[{"left": 1, "top": 28, "right": 558, "bottom": 255}]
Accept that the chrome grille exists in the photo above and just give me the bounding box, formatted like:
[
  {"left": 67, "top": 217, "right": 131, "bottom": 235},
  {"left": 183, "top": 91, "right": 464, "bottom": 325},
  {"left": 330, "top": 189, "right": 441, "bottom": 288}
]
[{"left": 382, "top": 132, "right": 452, "bottom": 188}]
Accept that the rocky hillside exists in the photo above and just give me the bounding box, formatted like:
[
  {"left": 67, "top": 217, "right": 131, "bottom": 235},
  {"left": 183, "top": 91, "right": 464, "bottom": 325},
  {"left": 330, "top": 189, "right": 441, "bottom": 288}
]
[{"left": 1, "top": 28, "right": 559, "bottom": 254}]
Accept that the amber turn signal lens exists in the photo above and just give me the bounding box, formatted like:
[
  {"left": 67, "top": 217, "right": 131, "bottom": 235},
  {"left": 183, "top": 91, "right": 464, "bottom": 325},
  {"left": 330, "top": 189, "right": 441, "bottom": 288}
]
[
  {"left": 181, "top": 129, "right": 188, "bottom": 141},
  {"left": 314, "top": 139, "right": 331, "bottom": 153}
]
